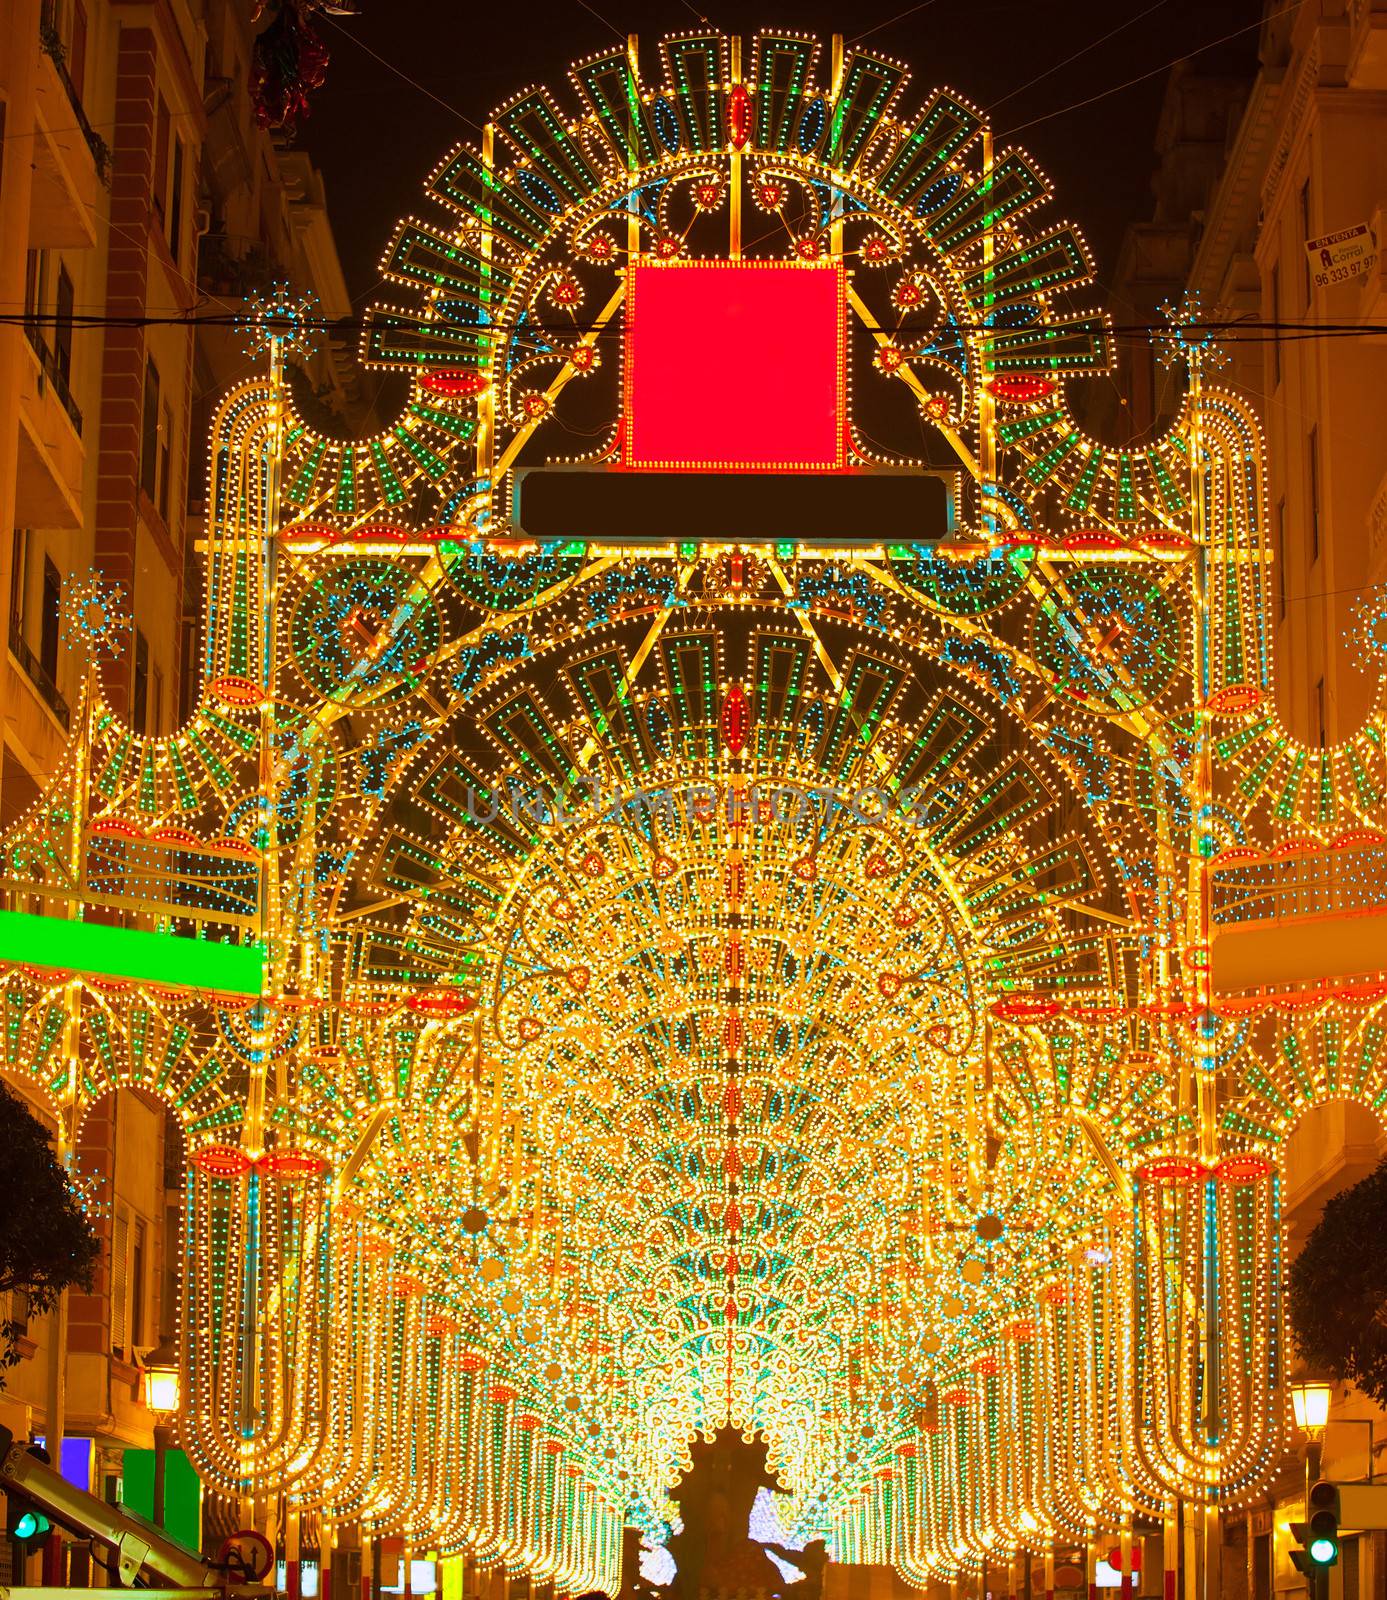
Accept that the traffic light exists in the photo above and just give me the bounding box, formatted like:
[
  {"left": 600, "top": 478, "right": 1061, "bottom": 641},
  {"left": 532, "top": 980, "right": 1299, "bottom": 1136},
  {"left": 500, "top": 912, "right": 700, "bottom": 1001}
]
[
  {"left": 1288, "top": 1521, "right": 1321, "bottom": 1596},
  {"left": 6, "top": 1492, "right": 52, "bottom": 1555},
  {"left": 1289, "top": 1482, "right": 1341, "bottom": 1597},
  {"left": 1307, "top": 1479, "right": 1340, "bottom": 1567}
]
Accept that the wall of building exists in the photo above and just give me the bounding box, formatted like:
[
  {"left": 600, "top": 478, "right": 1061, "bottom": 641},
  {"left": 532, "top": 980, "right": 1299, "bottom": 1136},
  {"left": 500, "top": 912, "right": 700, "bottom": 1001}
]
[
  {"left": 0, "top": 0, "right": 361, "bottom": 1553},
  {"left": 1099, "top": 7, "right": 1387, "bottom": 1598}
]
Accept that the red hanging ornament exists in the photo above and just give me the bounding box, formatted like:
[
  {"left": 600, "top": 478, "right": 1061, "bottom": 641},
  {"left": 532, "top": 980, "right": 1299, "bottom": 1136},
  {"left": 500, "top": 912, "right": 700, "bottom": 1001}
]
[
  {"left": 727, "top": 84, "right": 752, "bottom": 151},
  {"left": 1215, "top": 1154, "right": 1275, "bottom": 1183},
  {"left": 421, "top": 369, "right": 489, "bottom": 397},
  {"left": 210, "top": 674, "right": 263, "bottom": 706},
  {"left": 986, "top": 374, "right": 1058, "bottom": 403},
  {"left": 406, "top": 989, "right": 476, "bottom": 1017},
  {"left": 720, "top": 682, "right": 751, "bottom": 754},
  {"left": 191, "top": 1144, "right": 253, "bottom": 1177},
  {"left": 547, "top": 271, "right": 582, "bottom": 308},
  {"left": 874, "top": 344, "right": 906, "bottom": 373}
]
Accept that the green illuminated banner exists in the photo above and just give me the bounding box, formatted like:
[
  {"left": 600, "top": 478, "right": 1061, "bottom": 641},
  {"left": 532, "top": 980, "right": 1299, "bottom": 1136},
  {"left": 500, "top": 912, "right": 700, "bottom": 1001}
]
[{"left": 0, "top": 911, "right": 264, "bottom": 995}]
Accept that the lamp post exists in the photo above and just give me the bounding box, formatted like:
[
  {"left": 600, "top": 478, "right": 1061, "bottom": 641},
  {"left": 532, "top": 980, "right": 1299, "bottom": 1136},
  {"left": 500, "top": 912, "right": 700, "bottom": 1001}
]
[
  {"left": 1290, "top": 1378, "right": 1332, "bottom": 1487},
  {"left": 143, "top": 1334, "right": 181, "bottom": 1529}
]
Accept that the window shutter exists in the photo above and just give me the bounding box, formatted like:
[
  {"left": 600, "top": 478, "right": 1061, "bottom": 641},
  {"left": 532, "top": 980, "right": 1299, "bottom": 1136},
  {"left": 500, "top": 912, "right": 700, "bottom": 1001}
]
[{"left": 111, "top": 1208, "right": 129, "bottom": 1355}]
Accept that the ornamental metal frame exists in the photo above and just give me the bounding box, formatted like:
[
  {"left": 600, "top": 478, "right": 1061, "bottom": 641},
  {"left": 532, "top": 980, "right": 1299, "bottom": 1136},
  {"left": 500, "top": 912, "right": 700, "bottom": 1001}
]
[{"left": 1, "top": 28, "right": 1375, "bottom": 1592}]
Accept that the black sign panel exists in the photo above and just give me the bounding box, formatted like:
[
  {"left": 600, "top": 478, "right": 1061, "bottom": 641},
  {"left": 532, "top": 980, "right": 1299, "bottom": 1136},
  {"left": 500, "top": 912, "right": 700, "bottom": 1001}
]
[{"left": 514, "top": 467, "right": 951, "bottom": 544}]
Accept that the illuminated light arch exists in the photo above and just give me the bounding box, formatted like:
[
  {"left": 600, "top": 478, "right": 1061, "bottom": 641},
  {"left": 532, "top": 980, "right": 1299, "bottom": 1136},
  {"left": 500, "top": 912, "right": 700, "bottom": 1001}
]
[{"left": 2, "top": 24, "right": 1380, "bottom": 1591}]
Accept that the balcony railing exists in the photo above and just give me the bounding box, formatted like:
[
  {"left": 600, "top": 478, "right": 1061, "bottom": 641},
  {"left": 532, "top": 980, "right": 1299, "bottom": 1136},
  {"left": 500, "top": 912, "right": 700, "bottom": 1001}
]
[
  {"left": 38, "top": 13, "right": 110, "bottom": 183},
  {"left": 8, "top": 616, "right": 71, "bottom": 731},
  {"left": 196, "top": 232, "right": 275, "bottom": 299},
  {"left": 24, "top": 322, "right": 83, "bottom": 437}
]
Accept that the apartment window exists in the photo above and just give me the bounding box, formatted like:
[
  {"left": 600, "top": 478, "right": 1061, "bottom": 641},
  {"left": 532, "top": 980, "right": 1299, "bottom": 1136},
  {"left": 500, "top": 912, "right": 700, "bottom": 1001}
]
[
  {"left": 1269, "top": 261, "right": 1280, "bottom": 388},
  {"left": 24, "top": 248, "right": 46, "bottom": 321},
  {"left": 9, "top": 527, "right": 30, "bottom": 634},
  {"left": 54, "top": 262, "right": 74, "bottom": 386},
  {"left": 1252, "top": 1531, "right": 1270, "bottom": 1600},
  {"left": 1307, "top": 424, "right": 1320, "bottom": 564},
  {"left": 133, "top": 628, "right": 149, "bottom": 732},
  {"left": 111, "top": 1207, "right": 129, "bottom": 1355},
  {"left": 131, "top": 1219, "right": 147, "bottom": 1349},
  {"left": 140, "top": 357, "right": 160, "bottom": 500},
  {"left": 152, "top": 95, "right": 169, "bottom": 227},
  {"left": 40, "top": 558, "right": 60, "bottom": 687},
  {"left": 162, "top": 1200, "right": 179, "bottom": 1338},
  {"left": 1342, "top": 1534, "right": 1359, "bottom": 1600},
  {"left": 1274, "top": 496, "right": 1287, "bottom": 620},
  {"left": 1299, "top": 177, "right": 1313, "bottom": 305},
  {"left": 168, "top": 136, "right": 184, "bottom": 262},
  {"left": 157, "top": 400, "right": 172, "bottom": 523},
  {"left": 180, "top": 615, "right": 198, "bottom": 723}
]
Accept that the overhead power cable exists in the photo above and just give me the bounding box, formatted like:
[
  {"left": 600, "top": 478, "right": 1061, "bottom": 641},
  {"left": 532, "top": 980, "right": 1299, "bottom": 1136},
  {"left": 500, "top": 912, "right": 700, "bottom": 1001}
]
[
  {"left": 5, "top": 309, "right": 1387, "bottom": 344},
  {"left": 996, "top": 0, "right": 1302, "bottom": 136}
]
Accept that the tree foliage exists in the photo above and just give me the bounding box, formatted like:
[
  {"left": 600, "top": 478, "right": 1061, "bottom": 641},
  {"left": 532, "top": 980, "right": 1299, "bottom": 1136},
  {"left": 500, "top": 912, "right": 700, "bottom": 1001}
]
[
  {"left": 1289, "top": 1156, "right": 1387, "bottom": 1405},
  {"left": 0, "top": 1079, "right": 101, "bottom": 1371}
]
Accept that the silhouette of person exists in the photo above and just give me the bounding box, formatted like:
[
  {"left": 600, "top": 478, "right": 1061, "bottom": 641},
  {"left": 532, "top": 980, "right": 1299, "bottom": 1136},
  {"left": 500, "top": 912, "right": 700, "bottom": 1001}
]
[{"left": 763, "top": 1540, "right": 829, "bottom": 1600}]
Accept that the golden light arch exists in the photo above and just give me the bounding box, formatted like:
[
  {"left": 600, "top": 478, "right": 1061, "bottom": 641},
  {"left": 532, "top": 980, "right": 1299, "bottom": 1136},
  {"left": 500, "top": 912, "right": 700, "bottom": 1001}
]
[{"left": 3, "top": 24, "right": 1383, "bottom": 1591}]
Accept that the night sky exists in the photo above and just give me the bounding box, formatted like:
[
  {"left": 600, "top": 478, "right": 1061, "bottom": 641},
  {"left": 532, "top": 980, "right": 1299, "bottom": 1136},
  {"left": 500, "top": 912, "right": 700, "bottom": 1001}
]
[{"left": 295, "top": 0, "right": 1264, "bottom": 308}]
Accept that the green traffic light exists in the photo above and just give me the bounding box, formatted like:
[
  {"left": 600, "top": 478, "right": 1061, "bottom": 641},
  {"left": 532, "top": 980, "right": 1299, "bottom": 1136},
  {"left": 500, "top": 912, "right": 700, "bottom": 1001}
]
[
  {"left": 1308, "top": 1536, "right": 1337, "bottom": 1565},
  {"left": 13, "top": 1510, "right": 50, "bottom": 1541}
]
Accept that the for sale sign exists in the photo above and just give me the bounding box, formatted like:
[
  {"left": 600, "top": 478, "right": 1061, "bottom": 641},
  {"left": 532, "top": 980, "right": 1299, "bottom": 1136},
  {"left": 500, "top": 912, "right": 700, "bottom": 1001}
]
[{"left": 1305, "top": 222, "right": 1378, "bottom": 289}]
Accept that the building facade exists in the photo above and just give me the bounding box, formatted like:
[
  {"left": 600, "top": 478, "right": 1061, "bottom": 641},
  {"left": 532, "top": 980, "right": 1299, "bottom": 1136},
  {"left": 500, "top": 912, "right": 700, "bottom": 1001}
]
[
  {"left": 1106, "top": 3, "right": 1387, "bottom": 1595},
  {"left": 5, "top": 3, "right": 1387, "bottom": 1595},
  {"left": 0, "top": 0, "right": 358, "bottom": 1568}
]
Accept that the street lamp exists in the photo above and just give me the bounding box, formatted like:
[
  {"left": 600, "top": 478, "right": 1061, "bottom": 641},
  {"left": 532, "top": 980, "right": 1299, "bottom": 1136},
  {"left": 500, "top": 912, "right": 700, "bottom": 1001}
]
[
  {"left": 1291, "top": 1376, "right": 1332, "bottom": 1490},
  {"left": 142, "top": 1335, "right": 180, "bottom": 1529},
  {"left": 1291, "top": 1379, "right": 1332, "bottom": 1439}
]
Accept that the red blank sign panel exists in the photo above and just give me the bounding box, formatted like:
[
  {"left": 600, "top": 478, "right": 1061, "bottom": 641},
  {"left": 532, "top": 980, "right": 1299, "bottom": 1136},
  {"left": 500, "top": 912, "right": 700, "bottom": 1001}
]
[{"left": 623, "top": 260, "right": 846, "bottom": 471}]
